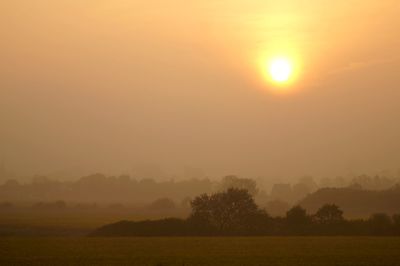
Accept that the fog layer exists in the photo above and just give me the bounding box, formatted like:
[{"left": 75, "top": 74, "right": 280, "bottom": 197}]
[{"left": 1, "top": 1, "right": 400, "bottom": 179}]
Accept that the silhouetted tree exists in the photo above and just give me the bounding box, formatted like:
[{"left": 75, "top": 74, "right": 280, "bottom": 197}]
[
  {"left": 314, "top": 204, "right": 344, "bottom": 224},
  {"left": 392, "top": 214, "right": 400, "bottom": 235},
  {"left": 285, "top": 205, "right": 311, "bottom": 234},
  {"left": 189, "top": 188, "right": 268, "bottom": 234},
  {"left": 91, "top": 195, "right": 400, "bottom": 236},
  {"left": 299, "top": 186, "right": 400, "bottom": 218},
  {"left": 369, "top": 213, "right": 392, "bottom": 235}
]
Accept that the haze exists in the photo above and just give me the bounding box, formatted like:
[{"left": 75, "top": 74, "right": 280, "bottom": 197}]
[{"left": 1, "top": 0, "right": 400, "bottom": 180}]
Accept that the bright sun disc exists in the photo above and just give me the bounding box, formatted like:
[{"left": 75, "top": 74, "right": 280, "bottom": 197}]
[{"left": 268, "top": 58, "right": 293, "bottom": 83}]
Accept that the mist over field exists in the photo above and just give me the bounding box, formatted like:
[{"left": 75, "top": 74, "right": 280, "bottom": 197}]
[
  {"left": 1, "top": 2, "right": 400, "bottom": 265},
  {"left": 1, "top": 1, "right": 400, "bottom": 180}
]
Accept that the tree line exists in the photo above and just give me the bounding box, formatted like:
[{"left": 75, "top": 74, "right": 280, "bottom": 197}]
[{"left": 92, "top": 188, "right": 400, "bottom": 236}]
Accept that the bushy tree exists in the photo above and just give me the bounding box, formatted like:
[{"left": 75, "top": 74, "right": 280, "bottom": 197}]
[
  {"left": 286, "top": 206, "right": 309, "bottom": 224},
  {"left": 189, "top": 188, "right": 269, "bottom": 234},
  {"left": 369, "top": 213, "right": 392, "bottom": 235},
  {"left": 392, "top": 214, "right": 400, "bottom": 235},
  {"left": 285, "top": 205, "right": 311, "bottom": 234},
  {"left": 314, "top": 204, "right": 344, "bottom": 224}
]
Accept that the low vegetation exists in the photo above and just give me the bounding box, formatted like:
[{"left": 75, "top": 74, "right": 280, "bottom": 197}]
[
  {"left": 299, "top": 186, "right": 400, "bottom": 217},
  {"left": 93, "top": 188, "right": 400, "bottom": 236}
]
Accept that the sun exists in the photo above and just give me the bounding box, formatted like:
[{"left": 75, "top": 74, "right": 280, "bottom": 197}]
[
  {"left": 268, "top": 58, "right": 293, "bottom": 83},
  {"left": 258, "top": 53, "right": 300, "bottom": 92}
]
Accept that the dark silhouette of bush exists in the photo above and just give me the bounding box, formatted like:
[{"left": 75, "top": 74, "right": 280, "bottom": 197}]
[
  {"left": 369, "top": 213, "right": 392, "bottom": 235},
  {"left": 91, "top": 218, "right": 189, "bottom": 236},
  {"left": 314, "top": 204, "right": 344, "bottom": 224},
  {"left": 188, "top": 188, "right": 271, "bottom": 235},
  {"left": 91, "top": 190, "right": 400, "bottom": 237},
  {"left": 285, "top": 205, "right": 311, "bottom": 235},
  {"left": 393, "top": 214, "right": 400, "bottom": 235},
  {"left": 312, "top": 204, "right": 345, "bottom": 235},
  {"left": 299, "top": 186, "right": 400, "bottom": 218}
]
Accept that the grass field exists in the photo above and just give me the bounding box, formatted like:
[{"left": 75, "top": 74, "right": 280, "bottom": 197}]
[{"left": 1, "top": 237, "right": 400, "bottom": 266}]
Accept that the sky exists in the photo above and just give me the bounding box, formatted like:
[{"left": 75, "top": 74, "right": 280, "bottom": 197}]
[{"left": 1, "top": 0, "right": 400, "bottom": 180}]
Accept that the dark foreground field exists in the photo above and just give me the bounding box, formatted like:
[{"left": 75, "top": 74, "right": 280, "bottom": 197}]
[{"left": 1, "top": 237, "right": 400, "bottom": 266}]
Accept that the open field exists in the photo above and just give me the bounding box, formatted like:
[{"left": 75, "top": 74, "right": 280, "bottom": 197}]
[{"left": 1, "top": 237, "right": 400, "bottom": 266}]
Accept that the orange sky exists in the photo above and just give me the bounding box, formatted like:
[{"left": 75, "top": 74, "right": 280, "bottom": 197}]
[{"left": 1, "top": 1, "right": 400, "bottom": 180}]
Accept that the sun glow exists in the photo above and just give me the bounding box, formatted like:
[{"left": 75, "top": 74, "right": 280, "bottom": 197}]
[
  {"left": 257, "top": 53, "right": 300, "bottom": 93},
  {"left": 268, "top": 58, "right": 293, "bottom": 83}
]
